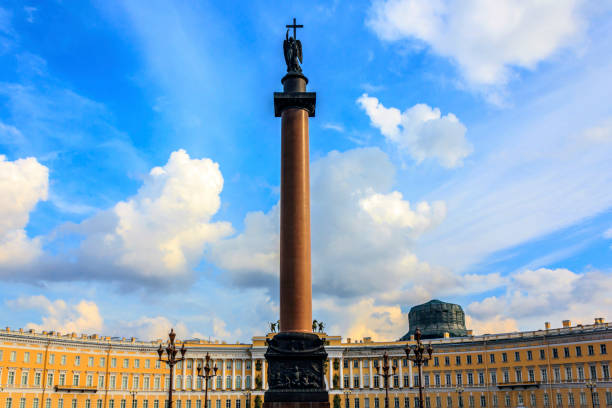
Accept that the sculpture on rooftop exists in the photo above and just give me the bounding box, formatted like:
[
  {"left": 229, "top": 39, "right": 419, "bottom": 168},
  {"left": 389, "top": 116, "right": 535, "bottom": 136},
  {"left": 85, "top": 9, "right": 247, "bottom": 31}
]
[{"left": 283, "top": 18, "right": 303, "bottom": 73}]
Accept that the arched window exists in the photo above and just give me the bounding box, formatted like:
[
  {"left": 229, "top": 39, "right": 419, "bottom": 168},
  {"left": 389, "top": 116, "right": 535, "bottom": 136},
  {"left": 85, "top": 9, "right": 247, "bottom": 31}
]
[
  {"left": 226, "top": 376, "right": 232, "bottom": 389},
  {"left": 186, "top": 376, "right": 192, "bottom": 389},
  {"left": 236, "top": 376, "right": 241, "bottom": 389},
  {"left": 176, "top": 375, "right": 182, "bottom": 389}
]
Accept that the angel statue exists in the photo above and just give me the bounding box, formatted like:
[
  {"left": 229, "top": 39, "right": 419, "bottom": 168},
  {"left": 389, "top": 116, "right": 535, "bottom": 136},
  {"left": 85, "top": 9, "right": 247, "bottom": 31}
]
[
  {"left": 312, "top": 319, "right": 318, "bottom": 332},
  {"left": 270, "top": 322, "right": 277, "bottom": 333},
  {"left": 283, "top": 29, "right": 303, "bottom": 73},
  {"left": 318, "top": 322, "right": 324, "bottom": 333}
]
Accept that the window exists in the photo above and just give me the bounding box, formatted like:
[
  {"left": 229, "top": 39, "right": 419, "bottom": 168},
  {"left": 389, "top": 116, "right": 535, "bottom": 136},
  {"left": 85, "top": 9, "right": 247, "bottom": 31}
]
[
  {"left": 123, "top": 359, "right": 129, "bottom": 368},
  {"left": 245, "top": 375, "right": 251, "bottom": 388},
  {"left": 216, "top": 376, "right": 222, "bottom": 388},
  {"left": 46, "top": 399, "right": 52, "bottom": 408},
  {"left": 121, "top": 401, "right": 126, "bottom": 408},
  {"left": 155, "top": 360, "right": 161, "bottom": 369},
  {"left": 226, "top": 376, "right": 231, "bottom": 389},
  {"left": 144, "top": 376, "right": 150, "bottom": 390},
  {"left": 433, "top": 357, "right": 439, "bottom": 367},
  {"left": 446, "top": 397, "right": 452, "bottom": 408},
  {"left": 543, "top": 394, "right": 549, "bottom": 407},
  {"left": 4, "top": 398, "right": 11, "bottom": 408},
  {"left": 456, "top": 356, "right": 461, "bottom": 366},
  {"left": 37, "top": 353, "right": 43, "bottom": 364},
  {"left": 135, "top": 359, "right": 140, "bottom": 368},
  {"left": 100, "top": 357, "right": 105, "bottom": 367},
  {"left": 75, "top": 356, "right": 80, "bottom": 366},
  {"left": 601, "top": 344, "right": 607, "bottom": 355},
  {"left": 374, "top": 398, "right": 380, "bottom": 408},
  {"left": 33, "top": 399, "right": 39, "bottom": 408},
  {"left": 502, "top": 353, "right": 507, "bottom": 363},
  {"left": 145, "top": 359, "right": 150, "bottom": 369},
  {"left": 154, "top": 377, "right": 160, "bottom": 389},
  {"left": 588, "top": 345, "right": 594, "bottom": 356},
  {"left": 578, "top": 367, "right": 585, "bottom": 380},
  {"left": 467, "top": 355, "right": 472, "bottom": 365},
  {"left": 576, "top": 346, "right": 582, "bottom": 357},
  {"left": 10, "top": 351, "right": 16, "bottom": 362},
  {"left": 355, "top": 399, "right": 360, "bottom": 408},
  {"left": 514, "top": 352, "right": 520, "bottom": 362},
  {"left": 527, "top": 351, "right": 532, "bottom": 361},
  {"left": 554, "top": 368, "right": 561, "bottom": 382},
  {"left": 480, "top": 396, "right": 486, "bottom": 408},
  {"left": 515, "top": 369, "right": 522, "bottom": 382},
  {"left": 528, "top": 369, "right": 535, "bottom": 382},
  {"left": 490, "top": 372, "right": 497, "bottom": 385},
  {"left": 489, "top": 354, "right": 495, "bottom": 364},
  {"left": 457, "top": 374, "right": 463, "bottom": 385},
  {"left": 530, "top": 394, "right": 536, "bottom": 407},
  {"left": 22, "top": 371, "right": 29, "bottom": 385},
  {"left": 424, "top": 375, "right": 429, "bottom": 386},
  {"left": 403, "top": 398, "right": 408, "bottom": 408},
  {"left": 111, "top": 358, "right": 117, "bottom": 368},
  {"left": 540, "top": 350, "right": 545, "bottom": 360},
  {"left": 24, "top": 352, "right": 30, "bottom": 363},
  {"left": 19, "top": 399, "right": 25, "bottom": 408},
  {"left": 468, "top": 396, "right": 474, "bottom": 408},
  {"left": 47, "top": 372, "right": 53, "bottom": 386},
  {"left": 502, "top": 371, "right": 509, "bottom": 383},
  {"left": 343, "top": 359, "right": 349, "bottom": 368},
  {"left": 59, "top": 399, "right": 64, "bottom": 408},
  {"left": 564, "top": 347, "right": 570, "bottom": 358},
  {"left": 467, "top": 373, "right": 473, "bottom": 385},
  {"left": 61, "top": 355, "right": 67, "bottom": 365},
  {"left": 504, "top": 395, "right": 510, "bottom": 407},
  {"left": 7, "top": 371, "right": 15, "bottom": 385},
  {"left": 565, "top": 367, "right": 572, "bottom": 381},
  {"left": 590, "top": 365, "right": 597, "bottom": 380},
  {"left": 72, "top": 400, "right": 77, "bottom": 408},
  {"left": 540, "top": 368, "right": 547, "bottom": 382},
  {"left": 35, "top": 372, "right": 42, "bottom": 385},
  {"left": 73, "top": 373, "right": 80, "bottom": 386},
  {"left": 478, "top": 372, "right": 484, "bottom": 385},
  {"left": 88, "top": 357, "right": 94, "bottom": 367},
  {"left": 580, "top": 393, "right": 587, "bottom": 406},
  {"left": 86, "top": 401, "right": 91, "bottom": 408},
  {"left": 606, "top": 392, "right": 612, "bottom": 406},
  {"left": 110, "top": 375, "right": 116, "bottom": 389},
  {"left": 602, "top": 364, "right": 610, "bottom": 379},
  {"left": 492, "top": 395, "right": 497, "bottom": 408},
  {"left": 553, "top": 348, "right": 559, "bottom": 359},
  {"left": 99, "top": 375, "right": 105, "bottom": 388},
  {"left": 344, "top": 376, "right": 350, "bottom": 388},
  {"left": 477, "top": 355, "right": 483, "bottom": 364},
  {"left": 569, "top": 393, "right": 575, "bottom": 406},
  {"left": 435, "top": 374, "right": 440, "bottom": 386},
  {"left": 392, "top": 375, "right": 398, "bottom": 387},
  {"left": 87, "top": 374, "right": 93, "bottom": 387},
  {"left": 445, "top": 357, "right": 450, "bottom": 366},
  {"left": 374, "top": 376, "right": 380, "bottom": 388}
]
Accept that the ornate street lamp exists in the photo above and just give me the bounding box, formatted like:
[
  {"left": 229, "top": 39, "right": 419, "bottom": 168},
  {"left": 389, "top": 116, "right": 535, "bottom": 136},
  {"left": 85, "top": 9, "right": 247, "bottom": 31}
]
[
  {"left": 157, "top": 328, "right": 187, "bottom": 408},
  {"left": 376, "top": 352, "right": 397, "bottom": 408},
  {"left": 129, "top": 389, "right": 138, "bottom": 408},
  {"left": 196, "top": 353, "right": 219, "bottom": 408},
  {"left": 585, "top": 381, "right": 597, "bottom": 408},
  {"left": 455, "top": 387, "right": 464, "bottom": 408},
  {"left": 405, "top": 328, "right": 433, "bottom": 408}
]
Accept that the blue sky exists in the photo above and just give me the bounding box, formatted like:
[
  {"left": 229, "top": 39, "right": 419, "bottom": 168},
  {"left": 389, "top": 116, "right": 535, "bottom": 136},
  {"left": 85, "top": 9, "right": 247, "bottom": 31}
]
[{"left": 1, "top": 0, "right": 611, "bottom": 342}]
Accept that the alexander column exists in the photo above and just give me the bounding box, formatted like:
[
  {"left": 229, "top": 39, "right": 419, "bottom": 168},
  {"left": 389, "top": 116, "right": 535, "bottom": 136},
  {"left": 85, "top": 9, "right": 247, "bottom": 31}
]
[{"left": 264, "top": 19, "right": 329, "bottom": 408}]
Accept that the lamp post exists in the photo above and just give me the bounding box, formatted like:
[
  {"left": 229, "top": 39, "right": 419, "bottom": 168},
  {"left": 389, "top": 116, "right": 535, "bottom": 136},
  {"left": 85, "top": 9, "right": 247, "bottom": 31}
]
[
  {"left": 376, "top": 352, "right": 396, "bottom": 408},
  {"left": 585, "top": 381, "right": 596, "bottom": 408},
  {"left": 129, "top": 389, "right": 137, "bottom": 408},
  {"left": 405, "top": 328, "right": 433, "bottom": 408},
  {"left": 344, "top": 390, "right": 351, "bottom": 408},
  {"left": 244, "top": 391, "right": 252, "bottom": 408},
  {"left": 196, "top": 353, "right": 218, "bottom": 408},
  {"left": 157, "top": 329, "right": 187, "bottom": 408},
  {"left": 455, "top": 387, "right": 464, "bottom": 408}
]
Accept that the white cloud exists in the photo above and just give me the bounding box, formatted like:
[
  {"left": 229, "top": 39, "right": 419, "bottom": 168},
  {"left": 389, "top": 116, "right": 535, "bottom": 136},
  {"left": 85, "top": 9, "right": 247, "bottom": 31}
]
[
  {"left": 322, "top": 123, "right": 345, "bottom": 133},
  {"left": 467, "top": 268, "right": 612, "bottom": 331},
  {"left": 59, "top": 149, "right": 233, "bottom": 284},
  {"left": 367, "top": 0, "right": 584, "bottom": 87},
  {"left": 604, "top": 227, "right": 612, "bottom": 239},
  {"left": 0, "top": 155, "right": 48, "bottom": 268},
  {"left": 357, "top": 94, "right": 471, "bottom": 168},
  {"left": 210, "top": 148, "right": 501, "bottom": 304},
  {"left": 8, "top": 295, "right": 103, "bottom": 334}
]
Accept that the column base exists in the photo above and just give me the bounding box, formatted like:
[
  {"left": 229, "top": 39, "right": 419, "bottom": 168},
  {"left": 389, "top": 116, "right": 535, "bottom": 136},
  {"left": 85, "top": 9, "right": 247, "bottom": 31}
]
[
  {"left": 264, "top": 332, "right": 329, "bottom": 404},
  {"left": 264, "top": 402, "right": 330, "bottom": 408}
]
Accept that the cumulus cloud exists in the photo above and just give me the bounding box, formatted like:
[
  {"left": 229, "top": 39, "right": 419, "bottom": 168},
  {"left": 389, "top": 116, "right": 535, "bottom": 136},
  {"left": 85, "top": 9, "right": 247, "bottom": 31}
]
[
  {"left": 0, "top": 155, "right": 48, "bottom": 268},
  {"left": 367, "top": 0, "right": 584, "bottom": 87},
  {"left": 8, "top": 295, "right": 103, "bottom": 334},
  {"left": 357, "top": 94, "right": 471, "bottom": 167},
  {"left": 61, "top": 149, "right": 233, "bottom": 284},
  {"left": 210, "top": 148, "right": 501, "bottom": 305},
  {"left": 467, "top": 268, "right": 612, "bottom": 331}
]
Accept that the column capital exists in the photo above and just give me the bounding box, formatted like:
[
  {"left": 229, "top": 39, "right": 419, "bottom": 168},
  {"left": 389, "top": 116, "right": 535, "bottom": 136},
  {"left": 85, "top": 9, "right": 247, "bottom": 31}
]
[{"left": 273, "top": 92, "right": 316, "bottom": 117}]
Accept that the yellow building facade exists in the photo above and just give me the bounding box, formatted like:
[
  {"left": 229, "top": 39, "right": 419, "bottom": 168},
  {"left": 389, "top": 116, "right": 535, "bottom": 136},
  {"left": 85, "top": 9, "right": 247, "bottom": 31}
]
[{"left": 0, "top": 319, "right": 610, "bottom": 408}]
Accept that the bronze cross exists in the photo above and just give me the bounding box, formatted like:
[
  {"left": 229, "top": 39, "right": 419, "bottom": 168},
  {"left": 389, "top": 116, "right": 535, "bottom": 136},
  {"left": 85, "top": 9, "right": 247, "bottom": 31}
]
[{"left": 286, "top": 17, "right": 303, "bottom": 39}]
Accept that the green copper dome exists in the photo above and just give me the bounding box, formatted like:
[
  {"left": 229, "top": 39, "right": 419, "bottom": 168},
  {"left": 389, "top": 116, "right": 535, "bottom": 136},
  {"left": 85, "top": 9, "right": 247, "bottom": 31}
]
[{"left": 399, "top": 299, "right": 467, "bottom": 340}]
